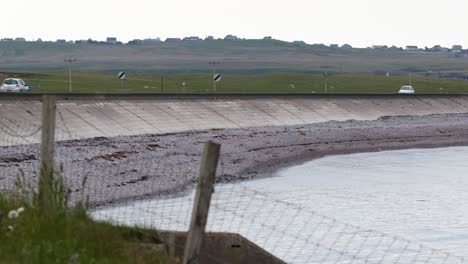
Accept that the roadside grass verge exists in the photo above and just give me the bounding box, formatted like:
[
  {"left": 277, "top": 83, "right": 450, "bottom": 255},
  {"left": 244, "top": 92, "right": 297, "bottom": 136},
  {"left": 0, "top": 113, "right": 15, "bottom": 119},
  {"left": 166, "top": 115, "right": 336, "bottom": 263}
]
[{"left": 1, "top": 71, "right": 467, "bottom": 94}]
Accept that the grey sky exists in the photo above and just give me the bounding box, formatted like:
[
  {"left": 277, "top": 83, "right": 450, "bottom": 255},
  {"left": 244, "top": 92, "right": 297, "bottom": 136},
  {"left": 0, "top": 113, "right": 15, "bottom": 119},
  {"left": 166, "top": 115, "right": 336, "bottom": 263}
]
[{"left": 5, "top": 0, "right": 468, "bottom": 47}]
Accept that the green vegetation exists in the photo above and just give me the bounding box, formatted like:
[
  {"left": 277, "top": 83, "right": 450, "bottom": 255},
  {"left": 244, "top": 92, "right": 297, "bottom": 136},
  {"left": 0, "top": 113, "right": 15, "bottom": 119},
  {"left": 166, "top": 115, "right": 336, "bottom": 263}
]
[
  {"left": 1, "top": 71, "right": 467, "bottom": 94},
  {"left": 0, "top": 173, "right": 173, "bottom": 263},
  {"left": 2, "top": 40, "right": 468, "bottom": 74}
]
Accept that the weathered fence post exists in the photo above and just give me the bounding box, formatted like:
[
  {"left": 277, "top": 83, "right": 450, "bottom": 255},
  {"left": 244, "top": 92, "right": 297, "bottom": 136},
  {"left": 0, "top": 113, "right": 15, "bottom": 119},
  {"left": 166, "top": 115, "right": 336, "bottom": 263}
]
[
  {"left": 183, "top": 141, "right": 221, "bottom": 264},
  {"left": 38, "top": 95, "right": 57, "bottom": 208}
]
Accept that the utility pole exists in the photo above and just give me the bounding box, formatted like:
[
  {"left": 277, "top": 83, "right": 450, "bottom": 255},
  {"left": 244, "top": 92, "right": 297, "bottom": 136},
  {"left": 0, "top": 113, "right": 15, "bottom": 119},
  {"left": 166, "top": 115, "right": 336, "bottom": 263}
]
[
  {"left": 208, "top": 61, "right": 221, "bottom": 92},
  {"left": 323, "top": 72, "right": 331, "bottom": 94},
  {"left": 325, "top": 76, "right": 328, "bottom": 94},
  {"left": 160, "top": 75, "right": 164, "bottom": 93},
  {"left": 64, "top": 57, "right": 77, "bottom": 93},
  {"left": 408, "top": 73, "right": 412, "bottom": 86}
]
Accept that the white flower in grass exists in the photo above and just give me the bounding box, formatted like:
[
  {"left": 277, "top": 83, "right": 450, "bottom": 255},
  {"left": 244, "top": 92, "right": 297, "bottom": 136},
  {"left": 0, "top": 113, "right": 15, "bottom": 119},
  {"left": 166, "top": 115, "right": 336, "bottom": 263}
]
[
  {"left": 7, "top": 225, "right": 13, "bottom": 232},
  {"left": 8, "top": 210, "right": 19, "bottom": 219},
  {"left": 17, "top": 207, "right": 25, "bottom": 215}
]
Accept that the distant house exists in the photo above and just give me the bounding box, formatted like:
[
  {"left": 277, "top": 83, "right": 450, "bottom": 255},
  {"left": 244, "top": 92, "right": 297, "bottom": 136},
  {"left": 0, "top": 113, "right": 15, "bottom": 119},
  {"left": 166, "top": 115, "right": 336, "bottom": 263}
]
[
  {"left": 143, "top": 38, "right": 161, "bottom": 44},
  {"left": 74, "top": 40, "right": 88, "bottom": 44},
  {"left": 430, "top": 45, "right": 443, "bottom": 51},
  {"left": 372, "top": 45, "right": 388, "bottom": 49},
  {"left": 430, "top": 45, "right": 449, "bottom": 52},
  {"left": 165, "top": 38, "right": 182, "bottom": 43},
  {"left": 205, "top": 36, "right": 214, "bottom": 40},
  {"left": 56, "top": 39, "right": 67, "bottom": 44},
  {"left": 128, "top": 39, "right": 143, "bottom": 45},
  {"left": 14, "top": 38, "right": 26, "bottom": 42},
  {"left": 452, "top": 45, "right": 463, "bottom": 52},
  {"left": 183, "top": 36, "right": 202, "bottom": 41},
  {"left": 263, "top": 36, "right": 272, "bottom": 40},
  {"left": 224, "top": 35, "right": 239, "bottom": 41},
  {"left": 341, "top": 44, "right": 352, "bottom": 49},
  {"left": 1, "top": 38, "right": 13, "bottom": 42},
  {"left": 389, "top": 45, "right": 402, "bottom": 50},
  {"left": 106, "top": 37, "right": 118, "bottom": 44},
  {"left": 405, "top": 45, "right": 418, "bottom": 51}
]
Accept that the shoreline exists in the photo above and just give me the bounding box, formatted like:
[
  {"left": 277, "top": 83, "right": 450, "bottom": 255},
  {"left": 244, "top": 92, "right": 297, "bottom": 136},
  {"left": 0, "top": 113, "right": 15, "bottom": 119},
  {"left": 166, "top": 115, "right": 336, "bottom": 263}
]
[
  {"left": 2, "top": 113, "right": 468, "bottom": 208},
  {"left": 244, "top": 133, "right": 468, "bottom": 179}
]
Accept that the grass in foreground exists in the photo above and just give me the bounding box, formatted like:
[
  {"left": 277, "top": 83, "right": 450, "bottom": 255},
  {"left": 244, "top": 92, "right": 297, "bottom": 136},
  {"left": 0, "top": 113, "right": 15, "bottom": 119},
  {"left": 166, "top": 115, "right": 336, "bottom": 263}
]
[{"left": 0, "top": 176, "right": 173, "bottom": 263}]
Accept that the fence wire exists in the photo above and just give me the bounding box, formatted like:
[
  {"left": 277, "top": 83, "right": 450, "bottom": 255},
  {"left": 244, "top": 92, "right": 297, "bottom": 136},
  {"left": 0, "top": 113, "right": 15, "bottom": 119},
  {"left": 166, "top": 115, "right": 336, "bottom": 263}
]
[
  {"left": 0, "top": 99, "right": 466, "bottom": 263},
  {"left": 92, "top": 185, "right": 466, "bottom": 264}
]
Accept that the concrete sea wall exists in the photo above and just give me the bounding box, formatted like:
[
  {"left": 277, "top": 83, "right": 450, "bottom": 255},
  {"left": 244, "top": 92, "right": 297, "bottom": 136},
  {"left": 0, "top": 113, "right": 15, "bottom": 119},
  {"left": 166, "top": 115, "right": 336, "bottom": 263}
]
[{"left": 1, "top": 94, "right": 468, "bottom": 146}]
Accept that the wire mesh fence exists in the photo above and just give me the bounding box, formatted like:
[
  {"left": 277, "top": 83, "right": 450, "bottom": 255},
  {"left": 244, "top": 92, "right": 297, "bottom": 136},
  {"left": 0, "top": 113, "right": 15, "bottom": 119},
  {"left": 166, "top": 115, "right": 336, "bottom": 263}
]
[
  {"left": 92, "top": 185, "right": 466, "bottom": 264},
  {"left": 0, "top": 97, "right": 467, "bottom": 263}
]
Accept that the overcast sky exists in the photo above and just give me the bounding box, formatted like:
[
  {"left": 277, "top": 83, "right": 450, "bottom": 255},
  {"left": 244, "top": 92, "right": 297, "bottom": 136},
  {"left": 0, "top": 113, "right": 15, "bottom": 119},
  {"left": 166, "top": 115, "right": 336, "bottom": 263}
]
[{"left": 4, "top": 0, "right": 468, "bottom": 48}]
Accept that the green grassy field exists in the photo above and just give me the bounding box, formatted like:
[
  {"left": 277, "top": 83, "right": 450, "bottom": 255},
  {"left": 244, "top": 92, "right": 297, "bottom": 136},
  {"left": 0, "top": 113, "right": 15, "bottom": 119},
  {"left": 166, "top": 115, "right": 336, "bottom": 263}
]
[
  {"left": 1, "top": 71, "right": 467, "bottom": 94},
  {"left": 2, "top": 40, "right": 468, "bottom": 74}
]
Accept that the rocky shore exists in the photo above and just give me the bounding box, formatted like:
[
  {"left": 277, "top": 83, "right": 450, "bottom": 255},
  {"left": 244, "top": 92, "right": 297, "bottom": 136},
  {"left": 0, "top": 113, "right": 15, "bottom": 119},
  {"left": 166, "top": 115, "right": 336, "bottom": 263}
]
[{"left": 1, "top": 113, "right": 468, "bottom": 207}]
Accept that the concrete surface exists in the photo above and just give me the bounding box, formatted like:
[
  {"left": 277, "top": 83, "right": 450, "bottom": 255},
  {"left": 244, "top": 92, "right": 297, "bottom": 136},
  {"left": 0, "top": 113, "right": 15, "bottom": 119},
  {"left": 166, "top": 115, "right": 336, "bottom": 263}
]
[
  {"left": 158, "top": 231, "right": 285, "bottom": 264},
  {"left": 2, "top": 95, "right": 468, "bottom": 146}
]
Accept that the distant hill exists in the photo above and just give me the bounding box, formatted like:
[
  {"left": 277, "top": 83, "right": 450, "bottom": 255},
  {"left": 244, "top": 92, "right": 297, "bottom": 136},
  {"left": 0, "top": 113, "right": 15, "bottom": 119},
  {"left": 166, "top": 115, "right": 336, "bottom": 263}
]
[{"left": 1, "top": 39, "right": 468, "bottom": 75}]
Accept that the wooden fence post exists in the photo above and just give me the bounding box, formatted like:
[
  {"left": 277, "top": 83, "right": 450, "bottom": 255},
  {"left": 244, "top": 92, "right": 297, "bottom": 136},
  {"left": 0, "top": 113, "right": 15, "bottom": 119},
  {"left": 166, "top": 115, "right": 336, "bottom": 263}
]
[
  {"left": 38, "top": 95, "right": 57, "bottom": 208},
  {"left": 183, "top": 141, "right": 221, "bottom": 264}
]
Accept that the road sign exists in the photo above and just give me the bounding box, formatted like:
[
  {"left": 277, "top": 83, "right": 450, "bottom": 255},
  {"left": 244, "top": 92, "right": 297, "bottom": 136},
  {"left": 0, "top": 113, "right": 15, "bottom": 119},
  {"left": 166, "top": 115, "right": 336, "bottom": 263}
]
[
  {"left": 213, "top": 73, "right": 222, "bottom": 82},
  {"left": 118, "top": 72, "right": 126, "bottom": 80}
]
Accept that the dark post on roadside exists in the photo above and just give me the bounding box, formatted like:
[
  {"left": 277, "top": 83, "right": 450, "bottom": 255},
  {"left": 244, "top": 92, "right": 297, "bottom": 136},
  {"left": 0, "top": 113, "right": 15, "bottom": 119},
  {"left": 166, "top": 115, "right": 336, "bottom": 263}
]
[
  {"left": 208, "top": 61, "right": 221, "bottom": 92},
  {"left": 323, "top": 72, "right": 332, "bottom": 94},
  {"left": 64, "top": 57, "right": 77, "bottom": 93},
  {"left": 161, "top": 74, "right": 164, "bottom": 93},
  {"left": 183, "top": 141, "right": 221, "bottom": 264},
  {"left": 39, "top": 95, "right": 57, "bottom": 208}
]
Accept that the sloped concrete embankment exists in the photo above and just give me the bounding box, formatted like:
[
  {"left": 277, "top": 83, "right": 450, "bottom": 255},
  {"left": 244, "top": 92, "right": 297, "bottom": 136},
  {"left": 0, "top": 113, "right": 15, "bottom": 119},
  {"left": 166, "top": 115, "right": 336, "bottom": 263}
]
[{"left": 1, "top": 95, "right": 468, "bottom": 146}]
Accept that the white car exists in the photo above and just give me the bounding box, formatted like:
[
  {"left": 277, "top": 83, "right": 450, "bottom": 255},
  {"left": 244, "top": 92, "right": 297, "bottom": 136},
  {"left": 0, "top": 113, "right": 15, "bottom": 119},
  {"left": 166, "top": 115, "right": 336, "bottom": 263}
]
[
  {"left": 398, "top": 85, "right": 415, "bottom": 94},
  {"left": 0, "top": 78, "right": 29, "bottom": 92}
]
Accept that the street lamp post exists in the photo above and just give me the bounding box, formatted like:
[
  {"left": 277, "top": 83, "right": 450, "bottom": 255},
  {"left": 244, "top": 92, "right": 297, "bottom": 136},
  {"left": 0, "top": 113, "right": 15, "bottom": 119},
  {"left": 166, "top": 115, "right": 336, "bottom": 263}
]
[{"left": 64, "top": 57, "right": 77, "bottom": 93}]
